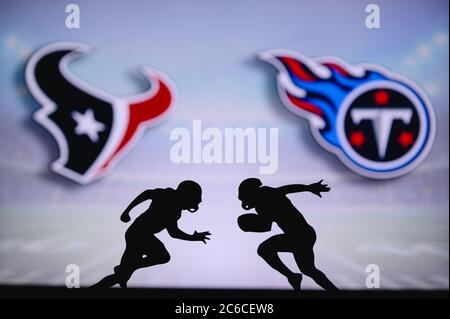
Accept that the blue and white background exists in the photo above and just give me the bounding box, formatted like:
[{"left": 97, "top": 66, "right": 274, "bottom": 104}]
[{"left": 0, "top": 0, "right": 448, "bottom": 289}]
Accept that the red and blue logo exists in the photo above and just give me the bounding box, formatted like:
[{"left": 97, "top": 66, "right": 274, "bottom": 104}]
[
  {"left": 261, "top": 50, "right": 436, "bottom": 179},
  {"left": 26, "top": 42, "right": 176, "bottom": 184}
]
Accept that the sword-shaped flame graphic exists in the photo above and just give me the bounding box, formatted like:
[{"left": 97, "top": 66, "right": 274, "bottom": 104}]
[{"left": 260, "top": 50, "right": 388, "bottom": 149}]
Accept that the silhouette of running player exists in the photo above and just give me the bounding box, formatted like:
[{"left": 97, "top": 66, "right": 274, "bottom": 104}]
[
  {"left": 237, "top": 178, "right": 338, "bottom": 291},
  {"left": 92, "top": 180, "right": 211, "bottom": 288}
]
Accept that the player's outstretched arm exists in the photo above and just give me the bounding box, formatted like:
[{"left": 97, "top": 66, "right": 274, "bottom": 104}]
[
  {"left": 277, "top": 184, "right": 310, "bottom": 195},
  {"left": 167, "top": 222, "right": 211, "bottom": 244},
  {"left": 278, "top": 180, "right": 330, "bottom": 198},
  {"left": 306, "top": 179, "right": 330, "bottom": 198},
  {"left": 120, "top": 189, "right": 154, "bottom": 222}
]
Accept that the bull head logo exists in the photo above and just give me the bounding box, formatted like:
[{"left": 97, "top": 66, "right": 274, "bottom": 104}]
[{"left": 25, "top": 42, "right": 176, "bottom": 184}]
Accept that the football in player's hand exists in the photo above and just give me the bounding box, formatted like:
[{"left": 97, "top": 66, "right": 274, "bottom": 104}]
[{"left": 237, "top": 213, "right": 261, "bottom": 231}]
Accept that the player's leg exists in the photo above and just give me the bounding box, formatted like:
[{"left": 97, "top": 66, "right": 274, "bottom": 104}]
[
  {"left": 91, "top": 244, "right": 140, "bottom": 288},
  {"left": 115, "top": 236, "right": 170, "bottom": 287},
  {"left": 114, "top": 244, "right": 141, "bottom": 288},
  {"left": 136, "top": 236, "right": 171, "bottom": 269},
  {"left": 294, "top": 247, "right": 339, "bottom": 291},
  {"left": 257, "top": 234, "right": 303, "bottom": 290},
  {"left": 91, "top": 273, "right": 119, "bottom": 288}
]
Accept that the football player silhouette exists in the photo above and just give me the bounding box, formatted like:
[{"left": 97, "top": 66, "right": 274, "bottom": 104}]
[
  {"left": 92, "top": 180, "right": 210, "bottom": 288},
  {"left": 237, "top": 178, "right": 338, "bottom": 291}
]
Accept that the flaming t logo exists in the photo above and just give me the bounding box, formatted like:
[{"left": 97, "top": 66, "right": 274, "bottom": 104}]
[
  {"left": 260, "top": 50, "right": 436, "bottom": 179},
  {"left": 26, "top": 42, "right": 176, "bottom": 184}
]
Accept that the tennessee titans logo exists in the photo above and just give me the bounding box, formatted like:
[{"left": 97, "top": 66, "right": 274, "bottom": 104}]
[
  {"left": 25, "top": 42, "right": 176, "bottom": 184},
  {"left": 261, "top": 50, "right": 436, "bottom": 179}
]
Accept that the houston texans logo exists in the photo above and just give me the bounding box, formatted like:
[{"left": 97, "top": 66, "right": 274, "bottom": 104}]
[
  {"left": 25, "top": 42, "right": 176, "bottom": 184},
  {"left": 261, "top": 49, "right": 436, "bottom": 179}
]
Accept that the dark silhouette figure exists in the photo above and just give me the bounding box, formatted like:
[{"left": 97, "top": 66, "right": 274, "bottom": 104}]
[
  {"left": 237, "top": 178, "right": 338, "bottom": 291},
  {"left": 92, "top": 180, "right": 211, "bottom": 288}
]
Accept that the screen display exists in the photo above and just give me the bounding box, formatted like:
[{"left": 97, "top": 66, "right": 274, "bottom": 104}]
[{"left": 0, "top": 0, "right": 448, "bottom": 292}]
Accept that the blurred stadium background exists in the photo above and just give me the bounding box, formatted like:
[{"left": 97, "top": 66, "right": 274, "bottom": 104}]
[{"left": 0, "top": 0, "right": 448, "bottom": 289}]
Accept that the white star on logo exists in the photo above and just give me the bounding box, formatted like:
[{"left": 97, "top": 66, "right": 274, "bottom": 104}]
[{"left": 71, "top": 109, "right": 106, "bottom": 143}]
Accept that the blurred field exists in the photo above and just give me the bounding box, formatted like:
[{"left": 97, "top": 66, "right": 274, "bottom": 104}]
[{"left": 0, "top": 207, "right": 447, "bottom": 290}]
